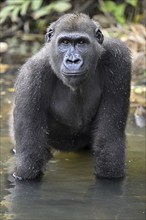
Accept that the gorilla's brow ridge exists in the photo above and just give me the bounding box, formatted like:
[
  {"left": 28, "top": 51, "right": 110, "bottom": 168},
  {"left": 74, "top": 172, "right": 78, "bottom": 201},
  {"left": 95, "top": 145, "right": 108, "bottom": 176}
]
[{"left": 57, "top": 32, "right": 91, "bottom": 42}]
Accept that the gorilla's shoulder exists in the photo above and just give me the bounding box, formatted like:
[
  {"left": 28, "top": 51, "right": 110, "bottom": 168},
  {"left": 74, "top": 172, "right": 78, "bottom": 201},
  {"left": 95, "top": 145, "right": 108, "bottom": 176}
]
[
  {"left": 16, "top": 46, "right": 52, "bottom": 85},
  {"left": 102, "top": 38, "right": 131, "bottom": 62},
  {"left": 24, "top": 46, "right": 50, "bottom": 70},
  {"left": 16, "top": 48, "right": 52, "bottom": 85},
  {"left": 99, "top": 38, "right": 131, "bottom": 85}
]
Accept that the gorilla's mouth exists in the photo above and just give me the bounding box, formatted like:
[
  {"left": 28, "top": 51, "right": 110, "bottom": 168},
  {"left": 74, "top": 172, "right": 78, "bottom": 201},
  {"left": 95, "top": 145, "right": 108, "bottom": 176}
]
[
  {"left": 62, "top": 70, "right": 88, "bottom": 88},
  {"left": 62, "top": 71, "right": 87, "bottom": 77}
]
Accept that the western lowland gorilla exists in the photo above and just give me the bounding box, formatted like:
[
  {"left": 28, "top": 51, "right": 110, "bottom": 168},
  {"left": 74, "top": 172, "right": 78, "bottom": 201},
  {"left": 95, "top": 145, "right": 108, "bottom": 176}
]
[{"left": 11, "top": 13, "right": 131, "bottom": 180}]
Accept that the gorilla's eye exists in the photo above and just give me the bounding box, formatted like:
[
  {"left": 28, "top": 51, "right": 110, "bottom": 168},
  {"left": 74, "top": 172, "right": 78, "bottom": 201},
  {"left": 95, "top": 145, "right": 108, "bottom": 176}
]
[
  {"left": 62, "top": 39, "right": 70, "bottom": 44},
  {"left": 77, "top": 40, "right": 85, "bottom": 44}
]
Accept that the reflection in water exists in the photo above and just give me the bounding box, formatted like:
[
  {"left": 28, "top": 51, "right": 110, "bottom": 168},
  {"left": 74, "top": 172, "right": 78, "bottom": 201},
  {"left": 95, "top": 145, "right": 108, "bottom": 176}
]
[
  {"left": 3, "top": 175, "right": 125, "bottom": 220},
  {"left": 0, "top": 71, "right": 145, "bottom": 220},
  {"left": 1, "top": 142, "right": 146, "bottom": 220}
]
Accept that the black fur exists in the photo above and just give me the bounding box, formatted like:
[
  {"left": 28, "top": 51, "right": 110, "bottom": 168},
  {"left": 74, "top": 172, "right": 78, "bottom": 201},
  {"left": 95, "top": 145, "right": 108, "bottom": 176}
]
[{"left": 11, "top": 13, "right": 131, "bottom": 180}]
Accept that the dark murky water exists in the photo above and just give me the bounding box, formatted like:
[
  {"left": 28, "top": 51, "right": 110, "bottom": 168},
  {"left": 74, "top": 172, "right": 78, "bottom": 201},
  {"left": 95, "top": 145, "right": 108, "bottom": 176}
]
[{"left": 0, "top": 41, "right": 145, "bottom": 220}]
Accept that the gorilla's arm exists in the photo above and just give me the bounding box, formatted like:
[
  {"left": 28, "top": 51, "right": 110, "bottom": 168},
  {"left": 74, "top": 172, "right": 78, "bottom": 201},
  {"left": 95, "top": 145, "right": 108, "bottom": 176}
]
[
  {"left": 92, "top": 39, "right": 131, "bottom": 178},
  {"left": 13, "top": 57, "right": 51, "bottom": 179}
]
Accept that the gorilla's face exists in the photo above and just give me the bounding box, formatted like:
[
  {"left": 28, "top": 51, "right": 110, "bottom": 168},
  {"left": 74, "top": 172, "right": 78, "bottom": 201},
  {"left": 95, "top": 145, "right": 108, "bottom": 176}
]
[
  {"left": 46, "top": 14, "right": 104, "bottom": 89},
  {"left": 56, "top": 32, "right": 96, "bottom": 87}
]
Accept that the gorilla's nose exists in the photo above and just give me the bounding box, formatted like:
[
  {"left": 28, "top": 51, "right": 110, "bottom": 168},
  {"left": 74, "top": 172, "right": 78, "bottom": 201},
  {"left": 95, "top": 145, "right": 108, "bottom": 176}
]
[{"left": 64, "top": 54, "right": 83, "bottom": 70}]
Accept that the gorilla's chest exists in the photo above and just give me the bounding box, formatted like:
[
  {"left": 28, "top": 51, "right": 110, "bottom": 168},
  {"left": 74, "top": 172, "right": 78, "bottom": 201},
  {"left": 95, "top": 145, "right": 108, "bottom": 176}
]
[{"left": 49, "top": 86, "right": 101, "bottom": 130}]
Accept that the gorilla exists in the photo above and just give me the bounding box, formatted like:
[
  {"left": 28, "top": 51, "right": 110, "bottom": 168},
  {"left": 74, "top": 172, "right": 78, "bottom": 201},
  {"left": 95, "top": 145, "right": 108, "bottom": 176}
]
[{"left": 11, "top": 13, "right": 131, "bottom": 180}]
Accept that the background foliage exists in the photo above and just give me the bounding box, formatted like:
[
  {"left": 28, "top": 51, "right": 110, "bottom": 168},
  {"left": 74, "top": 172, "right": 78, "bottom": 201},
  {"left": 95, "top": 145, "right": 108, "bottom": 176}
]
[{"left": 0, "top": 0, "right": 144, "bottom": 34}]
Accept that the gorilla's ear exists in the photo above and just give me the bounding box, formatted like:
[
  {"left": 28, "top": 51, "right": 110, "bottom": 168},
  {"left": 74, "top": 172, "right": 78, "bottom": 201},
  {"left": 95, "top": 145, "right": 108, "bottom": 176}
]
[
  {"left": 45, "top": 28, "right": 54, "bottom": 42},
  {"left": 95, "top": 28, "right": 104, "bottom": 44}
]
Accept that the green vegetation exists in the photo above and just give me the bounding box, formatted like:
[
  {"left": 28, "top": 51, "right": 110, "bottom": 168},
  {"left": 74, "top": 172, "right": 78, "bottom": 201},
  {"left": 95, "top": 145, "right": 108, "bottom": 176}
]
[
  {"left": 0, "top": 0, "right": 71, "bottom": 24},
  {"left": 99, "top": 0, "right": 139, "bottom": 24},
  {"left": 0, "top": 0, "right": 144, "bottom": 33}
]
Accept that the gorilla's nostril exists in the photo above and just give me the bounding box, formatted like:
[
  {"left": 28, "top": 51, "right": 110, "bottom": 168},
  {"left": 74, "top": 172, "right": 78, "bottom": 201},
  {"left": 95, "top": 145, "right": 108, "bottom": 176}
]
[
  {"left": 64, "top": 55, "right": 83, "bottom": 69},
  {"left": 74, "top": 59, "right": 80, "bottom": 64},
  {"left": 66, "top": 58, "right": 81, "bottom": 64},
  {"left": 66, "top": 59, "right": 73, "bottom": 64}
]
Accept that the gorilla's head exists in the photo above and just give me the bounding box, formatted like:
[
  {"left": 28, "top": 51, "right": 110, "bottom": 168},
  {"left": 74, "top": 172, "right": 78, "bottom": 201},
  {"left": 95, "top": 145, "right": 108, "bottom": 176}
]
[{"left": 45, "top": 13, "right": 105, "bottom": 89}]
